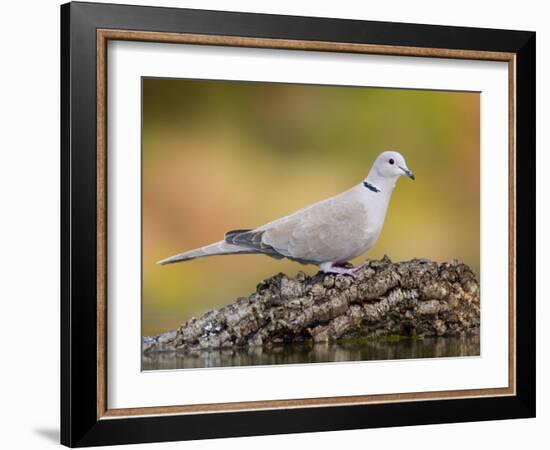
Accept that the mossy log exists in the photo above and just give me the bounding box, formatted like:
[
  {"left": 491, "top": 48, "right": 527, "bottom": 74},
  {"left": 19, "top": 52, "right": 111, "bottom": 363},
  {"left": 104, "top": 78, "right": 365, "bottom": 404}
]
[{"left": 143, "top": 257, "right": 480, "bottom": 354}]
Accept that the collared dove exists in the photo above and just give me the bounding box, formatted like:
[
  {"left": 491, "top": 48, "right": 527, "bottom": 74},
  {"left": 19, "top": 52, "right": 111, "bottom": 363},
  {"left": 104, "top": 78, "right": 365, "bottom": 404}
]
[{"left": 158, "top": 151, "right": 414, "bottom": 275}]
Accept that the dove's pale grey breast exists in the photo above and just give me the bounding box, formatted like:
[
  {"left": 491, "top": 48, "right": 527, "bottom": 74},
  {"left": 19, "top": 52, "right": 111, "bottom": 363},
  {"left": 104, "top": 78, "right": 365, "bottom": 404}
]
[{"left": 259, "top": 186, "right": 384, "bottom": 264}]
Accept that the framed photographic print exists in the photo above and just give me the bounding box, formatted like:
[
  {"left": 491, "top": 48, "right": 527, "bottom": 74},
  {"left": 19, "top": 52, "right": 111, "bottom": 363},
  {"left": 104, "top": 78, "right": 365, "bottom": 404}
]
[{"left": 60, "top": 1, "right": 536, "bottom": 447}]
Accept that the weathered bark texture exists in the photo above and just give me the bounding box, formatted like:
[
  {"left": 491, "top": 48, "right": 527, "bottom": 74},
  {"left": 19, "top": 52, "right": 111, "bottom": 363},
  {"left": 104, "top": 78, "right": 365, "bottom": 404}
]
[{"left": 143, "top": 257, "right": 480, "bottom": 354}]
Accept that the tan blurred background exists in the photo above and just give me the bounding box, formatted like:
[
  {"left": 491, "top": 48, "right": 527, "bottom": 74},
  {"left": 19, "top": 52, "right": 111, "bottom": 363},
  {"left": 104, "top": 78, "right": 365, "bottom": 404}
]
[{"left": 142, "top": 78, "right": 480, "bottom": 337}]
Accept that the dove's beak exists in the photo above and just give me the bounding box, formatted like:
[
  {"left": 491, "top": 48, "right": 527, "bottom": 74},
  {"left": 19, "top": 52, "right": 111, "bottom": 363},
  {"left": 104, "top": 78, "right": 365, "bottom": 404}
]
[{"left": 400, "top": 166, "right": 415, "bottom": 180}]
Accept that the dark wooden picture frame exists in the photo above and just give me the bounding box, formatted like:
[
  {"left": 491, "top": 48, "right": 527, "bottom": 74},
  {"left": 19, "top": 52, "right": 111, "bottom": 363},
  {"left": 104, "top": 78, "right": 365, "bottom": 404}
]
[{"left": 61, "top": 1, "right": 535, "bottom": 447}]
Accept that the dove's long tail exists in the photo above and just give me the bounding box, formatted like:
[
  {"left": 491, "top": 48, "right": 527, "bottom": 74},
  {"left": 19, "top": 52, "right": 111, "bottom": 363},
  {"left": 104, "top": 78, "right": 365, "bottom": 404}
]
[{"left": 157, "top": 240, "right": 258, "bottom": 265}]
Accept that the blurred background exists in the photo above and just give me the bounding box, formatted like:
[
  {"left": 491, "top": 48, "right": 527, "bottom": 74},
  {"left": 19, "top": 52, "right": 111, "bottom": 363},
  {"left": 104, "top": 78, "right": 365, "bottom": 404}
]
[{"left": 142, "top": 78, "right": 479, "bottom": 337}]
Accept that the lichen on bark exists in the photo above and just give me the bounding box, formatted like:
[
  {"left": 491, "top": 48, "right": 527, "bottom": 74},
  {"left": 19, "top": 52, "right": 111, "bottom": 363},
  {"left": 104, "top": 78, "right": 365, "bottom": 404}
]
[{"left": 143, "top": 257, "right": 480, "bottom": 354}]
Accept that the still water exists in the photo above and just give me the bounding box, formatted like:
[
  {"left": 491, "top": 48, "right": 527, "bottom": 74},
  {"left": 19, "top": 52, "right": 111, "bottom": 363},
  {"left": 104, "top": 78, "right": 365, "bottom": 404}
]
[{"left": 142, "top": 336, "right": 480, "bottom": 371}]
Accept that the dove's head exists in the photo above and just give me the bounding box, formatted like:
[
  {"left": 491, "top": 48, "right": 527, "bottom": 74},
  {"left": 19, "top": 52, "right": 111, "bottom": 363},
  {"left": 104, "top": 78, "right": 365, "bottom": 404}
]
[{"left": 372, "top": 151, "right": 415, "bottom": 181}]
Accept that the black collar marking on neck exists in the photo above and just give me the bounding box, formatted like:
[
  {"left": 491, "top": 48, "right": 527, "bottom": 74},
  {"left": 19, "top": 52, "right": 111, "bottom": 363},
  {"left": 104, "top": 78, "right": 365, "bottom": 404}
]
[{"left": 363, "top": 181, "right": 381, "bottom": 193}]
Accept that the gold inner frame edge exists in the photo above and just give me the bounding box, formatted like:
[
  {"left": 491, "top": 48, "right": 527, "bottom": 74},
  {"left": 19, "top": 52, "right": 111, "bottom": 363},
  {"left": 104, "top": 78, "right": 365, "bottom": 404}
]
[{"left": 95, "top": 29, "right": 517, "bottom": 420}]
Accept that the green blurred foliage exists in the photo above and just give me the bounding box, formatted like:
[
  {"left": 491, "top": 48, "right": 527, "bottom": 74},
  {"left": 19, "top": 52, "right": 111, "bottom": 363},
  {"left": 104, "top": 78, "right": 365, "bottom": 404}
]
[{"left": 142, "top": 78, "right": 480, "bottom": 336}]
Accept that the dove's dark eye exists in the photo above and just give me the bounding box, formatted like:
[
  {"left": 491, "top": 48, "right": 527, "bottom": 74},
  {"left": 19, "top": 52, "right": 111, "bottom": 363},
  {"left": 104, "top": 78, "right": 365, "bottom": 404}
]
[{"left": 389, "top": 158, "right": 395, "bottom": 165}]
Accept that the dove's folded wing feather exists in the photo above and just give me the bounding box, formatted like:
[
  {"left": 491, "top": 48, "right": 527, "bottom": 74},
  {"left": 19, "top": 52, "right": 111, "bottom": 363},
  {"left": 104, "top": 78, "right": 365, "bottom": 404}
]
[{"left": 262, "top": 194, "right": 370, "bottom": 264}]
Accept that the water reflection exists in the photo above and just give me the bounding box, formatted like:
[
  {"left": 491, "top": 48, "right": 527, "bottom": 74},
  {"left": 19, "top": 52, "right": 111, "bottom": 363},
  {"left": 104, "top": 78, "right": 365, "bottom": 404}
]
[{"left": 142, "top": 336, "right": 480, "bottom": 371}]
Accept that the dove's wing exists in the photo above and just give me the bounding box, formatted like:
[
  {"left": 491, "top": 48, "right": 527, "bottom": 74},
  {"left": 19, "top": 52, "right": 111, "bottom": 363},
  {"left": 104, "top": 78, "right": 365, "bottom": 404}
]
[{"left": 261, "top": 191, "right": 370, "bottom": 264}]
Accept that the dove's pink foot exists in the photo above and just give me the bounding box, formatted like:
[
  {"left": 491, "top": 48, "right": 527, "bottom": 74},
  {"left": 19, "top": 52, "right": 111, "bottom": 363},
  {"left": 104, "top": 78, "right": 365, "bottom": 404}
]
[{"left": 319, "top": 262, "right": 357, "bottom": 278}]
